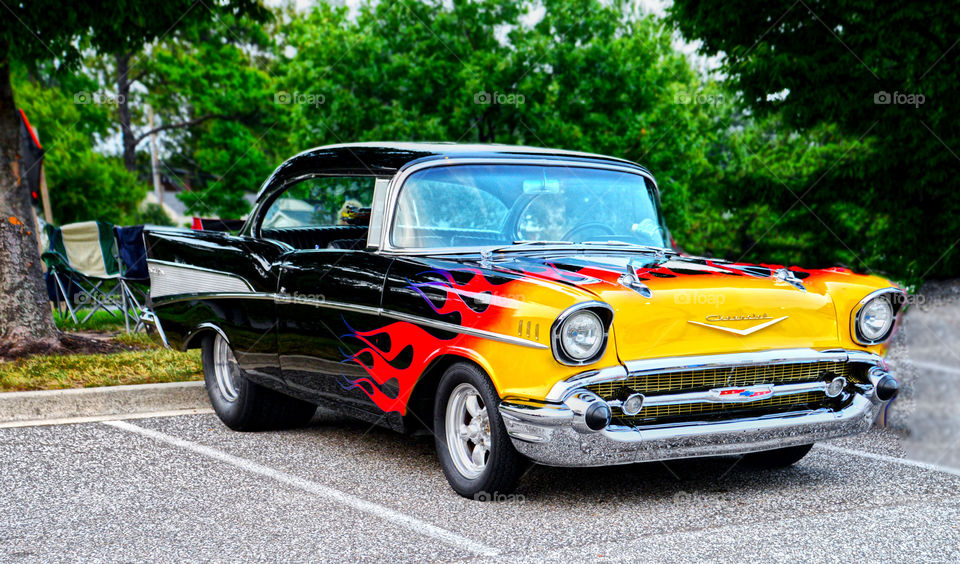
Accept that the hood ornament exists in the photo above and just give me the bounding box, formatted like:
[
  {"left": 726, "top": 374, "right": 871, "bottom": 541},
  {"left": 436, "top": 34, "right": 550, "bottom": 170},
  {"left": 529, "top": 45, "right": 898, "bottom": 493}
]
[
  {"left": 774, "top": 268, "right": 806, "bottom": 292},
  {"left": 619, "top": 263, "right": 653, "bottom": 298},
  {"left": 688, "top": 315, "right": 788, "bottom": 336}
]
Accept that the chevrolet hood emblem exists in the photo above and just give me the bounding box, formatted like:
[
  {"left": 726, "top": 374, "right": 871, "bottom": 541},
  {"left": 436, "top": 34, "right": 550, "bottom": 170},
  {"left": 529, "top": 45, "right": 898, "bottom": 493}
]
[{"left": 688, "top": 315, "right": 788, "bottom": 336}]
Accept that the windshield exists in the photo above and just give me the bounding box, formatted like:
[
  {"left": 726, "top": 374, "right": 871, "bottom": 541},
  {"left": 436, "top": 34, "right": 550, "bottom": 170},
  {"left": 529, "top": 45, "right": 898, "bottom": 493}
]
[{"left": 391, "top": 164, "right": 667, "bottom": 249}]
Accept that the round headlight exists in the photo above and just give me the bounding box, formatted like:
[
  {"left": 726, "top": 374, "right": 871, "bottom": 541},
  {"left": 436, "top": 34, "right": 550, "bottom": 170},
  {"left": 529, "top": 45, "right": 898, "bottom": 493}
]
[
  {"left": 559, "top": 310, "right": 604, "bottom": 361},
  {"left": 857, "top": 296, "right": 895, "bottom": 343}
]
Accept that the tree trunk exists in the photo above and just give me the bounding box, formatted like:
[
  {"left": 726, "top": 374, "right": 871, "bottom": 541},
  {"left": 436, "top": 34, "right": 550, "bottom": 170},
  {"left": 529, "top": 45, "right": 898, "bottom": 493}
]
[
  {"left": 0, "top": 39, "right": 60, "bottom": 356},
  {"left": 117, "top": 52, "right": 137, "bottom": 172}
]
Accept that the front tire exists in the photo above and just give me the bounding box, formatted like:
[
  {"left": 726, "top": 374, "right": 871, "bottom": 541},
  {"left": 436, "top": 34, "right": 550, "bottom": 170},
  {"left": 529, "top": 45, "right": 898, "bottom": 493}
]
[
  {"left": 742, "top": 444, "right": 814, "bottom": 468},
  {"left": 434, "top": 362, "right": 525, "bottom": 499},
  {"left": 202, "top": 333, "right": 316, "bottom": 431}
]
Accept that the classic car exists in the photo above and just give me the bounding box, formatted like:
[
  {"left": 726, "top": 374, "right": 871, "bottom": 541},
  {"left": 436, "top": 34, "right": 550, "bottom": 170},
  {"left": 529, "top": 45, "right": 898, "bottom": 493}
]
[{"left": 141, "top": 142, "right": 903, "bottom": 498}]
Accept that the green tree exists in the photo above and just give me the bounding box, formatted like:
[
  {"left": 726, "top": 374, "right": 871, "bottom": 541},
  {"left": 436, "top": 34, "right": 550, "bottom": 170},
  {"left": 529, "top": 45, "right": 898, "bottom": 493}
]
[
  {"left": 669, "top": 0, "right": 960, "bottom": 282},
  {"left": 270, "top": 0, "right": 723, "bottom": 240},
  {"left": 0, "top": 0, "right": 267, "bottom": 355},
  {"left": 14, "top": 68, "right": 146, "bottom": 225},
  {"left": 121, "top": 12, "right": 280, "bottom": 217}
]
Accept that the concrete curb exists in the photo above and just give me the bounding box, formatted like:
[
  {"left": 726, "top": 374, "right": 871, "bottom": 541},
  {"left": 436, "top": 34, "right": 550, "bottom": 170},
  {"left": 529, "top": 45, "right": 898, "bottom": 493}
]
[{"left": 0, "top": 381, "right": 209, "bottom": 424}]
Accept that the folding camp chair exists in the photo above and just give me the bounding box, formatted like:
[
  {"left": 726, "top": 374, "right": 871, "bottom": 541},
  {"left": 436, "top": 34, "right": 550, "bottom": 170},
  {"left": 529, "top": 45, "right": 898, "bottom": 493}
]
[
  {"left": 42, "top": 220, "right": 125, "bottom": 326},
  {"left": 113, "top": 225, "right": 150, "bottom": 333}
]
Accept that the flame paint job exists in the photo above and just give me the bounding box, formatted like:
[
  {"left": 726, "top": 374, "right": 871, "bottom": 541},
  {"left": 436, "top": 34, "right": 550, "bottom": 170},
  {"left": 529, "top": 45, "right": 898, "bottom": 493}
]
[
  {"left": 339, "top": 320, "right": 446, "bottom": 413},
  {"left": 335, "top": 252, "right": 900, "bottom": 415}
]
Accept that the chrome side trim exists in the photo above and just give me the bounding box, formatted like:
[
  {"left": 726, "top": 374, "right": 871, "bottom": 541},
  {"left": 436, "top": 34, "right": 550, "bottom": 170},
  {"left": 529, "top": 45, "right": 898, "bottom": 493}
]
[
  {"left": 182, "top": 322, "right": 230, "bottom": 351},
  {"left": 147, "top": 259, "right": 254, "bottom": 299},
  {"left": 272, "top": 294, "right": 382, "bottom": 316},
  {"left": 150, "top": 291, "right": 547, "bottom": 350},
  {"left": 546, "top": 348, "right": 884, "bottom": 402},
  {"left": 381, "top": 310, "right": 548, "bottom": 350},
  {"left": 151, "top": 292, "right": 278, "bottom": 307},
  {"left": 499, "top": 393, "right": 883, "bottom": 467}
]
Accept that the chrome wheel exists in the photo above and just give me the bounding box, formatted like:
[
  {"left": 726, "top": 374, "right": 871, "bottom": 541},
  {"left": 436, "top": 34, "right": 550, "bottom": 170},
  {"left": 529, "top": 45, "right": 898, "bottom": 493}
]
[
  {"left": 445, "top": 383, "right": 491, "bottom": 479},
  {"left": 213, "top": 334, "right": 242, "bottom": 403}
]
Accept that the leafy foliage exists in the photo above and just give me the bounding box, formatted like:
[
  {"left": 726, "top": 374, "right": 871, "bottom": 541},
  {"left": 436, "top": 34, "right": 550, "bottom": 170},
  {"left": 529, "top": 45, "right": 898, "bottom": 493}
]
[
  {"left": 9, "top": 0, "right": 945, "bottom": 287},
  {"left": 139, "top": 12, "right": 281, "bottom": 217},
  {"left": 669, "top": 0, "right": 960, "bottom": 282},
  {"left": 13, "top": 69, "right": 147, "bottom": 225},
  {"left": 272, "top": 0, "right": 722, "bottom": 246}
]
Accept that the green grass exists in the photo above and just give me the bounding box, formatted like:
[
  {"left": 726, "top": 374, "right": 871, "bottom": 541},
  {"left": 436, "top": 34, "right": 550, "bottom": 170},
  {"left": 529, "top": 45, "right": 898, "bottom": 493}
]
[
  {"left": 111, "top": 331, "right": 158, "bottom": 349},
  {"left": 0, "top": 310, "right": 205, "bottom": 392},
  {"left": 0, "top": 348, "right": 202, "bottom": 392},
  {"left": 54, "top": 309, "right": 129, "bottom": 333}
]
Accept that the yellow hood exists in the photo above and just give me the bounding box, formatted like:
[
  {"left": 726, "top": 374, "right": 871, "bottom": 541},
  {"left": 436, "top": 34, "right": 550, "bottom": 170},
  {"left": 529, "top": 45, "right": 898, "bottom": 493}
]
[{"left": 490, "top": 253, "right": 897, "bottom": 361}]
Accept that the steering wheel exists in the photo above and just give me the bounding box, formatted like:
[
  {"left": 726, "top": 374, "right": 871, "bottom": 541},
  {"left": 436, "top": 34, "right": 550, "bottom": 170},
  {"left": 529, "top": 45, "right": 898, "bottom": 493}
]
[{"left": 563, "top": 222, "right": 616, "bottom": 241}]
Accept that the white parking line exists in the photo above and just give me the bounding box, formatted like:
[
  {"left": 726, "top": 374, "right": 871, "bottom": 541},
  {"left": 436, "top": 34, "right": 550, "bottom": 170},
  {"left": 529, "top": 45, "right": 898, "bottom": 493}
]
[
  {"left": 103, "top": 420, "right": 497, "bottom": 557},
  {"left": 0, "top": 408, "right": 214, "bottom": 429},
  {"left": 817, "top": 443, "right": 960, "bottom": 478}
]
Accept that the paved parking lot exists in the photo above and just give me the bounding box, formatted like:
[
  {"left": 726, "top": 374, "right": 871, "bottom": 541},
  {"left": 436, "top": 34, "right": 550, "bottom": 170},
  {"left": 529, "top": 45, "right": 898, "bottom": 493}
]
[{"left": 3, "top": 408, "right": 959, "bottom": 563}]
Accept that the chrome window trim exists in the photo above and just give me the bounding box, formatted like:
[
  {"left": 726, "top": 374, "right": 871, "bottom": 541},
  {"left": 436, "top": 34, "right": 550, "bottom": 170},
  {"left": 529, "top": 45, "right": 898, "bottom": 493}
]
[
  {"left": 151, "top": 292, "right": 546, "bottom": 350},
  {"left": 365, "top": 178, "right": 391, "bottom": 250},
  {"left": 850, "top": 287, "right": 905, "bottom": 345},
  {"left": 551, "top": 301, "right": 614, "bottom": 366},
  {"left": 376, "top": 158, "right": 663, "bottom": 255},
  {"left": 251, "top": 172, "right": 388, "bottom": 239},
  {"left": 546, "top": 348, "right": 886, "bottom": 402}
]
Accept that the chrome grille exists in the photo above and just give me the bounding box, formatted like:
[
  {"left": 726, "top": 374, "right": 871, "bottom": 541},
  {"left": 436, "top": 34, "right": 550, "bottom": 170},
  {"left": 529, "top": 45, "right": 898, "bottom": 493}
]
[
  {"left": 587, "top": 361, "right": 857, "bottom": 399},
  {"left": 617, "top": 391, "right": 825, "bottom": 424}
]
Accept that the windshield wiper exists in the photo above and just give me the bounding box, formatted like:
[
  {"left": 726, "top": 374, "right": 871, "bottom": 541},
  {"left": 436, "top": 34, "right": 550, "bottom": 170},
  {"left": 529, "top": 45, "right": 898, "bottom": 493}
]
[
  {"left": 581, "top": 240, "right": 674, "bottom": 254},
  {"left": 486, "top": 240, "right": 575, "bottom": 254}
]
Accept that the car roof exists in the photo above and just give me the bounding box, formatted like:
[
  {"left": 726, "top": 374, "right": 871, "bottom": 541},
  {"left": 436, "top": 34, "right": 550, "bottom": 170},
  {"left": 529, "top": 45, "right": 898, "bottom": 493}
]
[{"left": 254, "top": 142, "right": 651, "bottom": 202}]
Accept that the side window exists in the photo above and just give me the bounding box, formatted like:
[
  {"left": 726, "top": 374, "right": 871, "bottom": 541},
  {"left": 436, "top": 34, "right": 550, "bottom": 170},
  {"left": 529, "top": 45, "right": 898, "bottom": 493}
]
[
  {"left": 260, "top": 176, "right": 376, "bottom": 250},
  {"left": 262, "top": 176, "right": 375, "bottom": 230}
]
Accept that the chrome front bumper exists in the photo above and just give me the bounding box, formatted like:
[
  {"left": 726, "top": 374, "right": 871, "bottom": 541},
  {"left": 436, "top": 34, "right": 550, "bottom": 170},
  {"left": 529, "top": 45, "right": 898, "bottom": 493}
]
[{"left": 498, "top": 349, "right": 893, "bottom": 467}]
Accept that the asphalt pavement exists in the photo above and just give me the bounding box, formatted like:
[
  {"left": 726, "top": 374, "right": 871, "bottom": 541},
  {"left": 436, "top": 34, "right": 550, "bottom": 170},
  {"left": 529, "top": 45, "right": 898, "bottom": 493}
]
[
  {"left": 2, "top": 408, "right": 959, "bottom": 563},
  {"left": 3, "top": 283, "right": 959, "bottom": 562}
]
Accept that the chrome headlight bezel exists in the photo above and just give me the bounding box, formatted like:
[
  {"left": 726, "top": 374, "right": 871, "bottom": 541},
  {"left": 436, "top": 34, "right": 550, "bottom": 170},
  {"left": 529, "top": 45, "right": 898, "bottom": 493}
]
[
  {"left": 551, "top": 302, "right": 614, "bottom": 366},
  {"left": 851, "top": 288, "right": 904, "bottom": 345}
]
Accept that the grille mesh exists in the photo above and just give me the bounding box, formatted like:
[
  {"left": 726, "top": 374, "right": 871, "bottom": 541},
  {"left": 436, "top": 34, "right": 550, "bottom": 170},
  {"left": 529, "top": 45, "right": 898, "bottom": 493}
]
[
  {"left": 620, "top": 391, "right": 824, "bottom": 423},
  {"left": 587, "top": 361, "right": 856, "bottom": 399}
]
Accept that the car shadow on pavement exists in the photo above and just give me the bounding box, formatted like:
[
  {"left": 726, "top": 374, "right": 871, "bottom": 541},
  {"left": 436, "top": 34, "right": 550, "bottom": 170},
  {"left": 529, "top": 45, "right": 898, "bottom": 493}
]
[{"left": 301, "top": 408, "right": 836, "bottom": 508}]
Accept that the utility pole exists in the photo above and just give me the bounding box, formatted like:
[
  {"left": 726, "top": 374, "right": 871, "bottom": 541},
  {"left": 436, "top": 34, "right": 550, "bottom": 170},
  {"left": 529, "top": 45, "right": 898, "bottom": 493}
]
[{"left": 148, "top": 107, "right": 162, "bottom": 210}]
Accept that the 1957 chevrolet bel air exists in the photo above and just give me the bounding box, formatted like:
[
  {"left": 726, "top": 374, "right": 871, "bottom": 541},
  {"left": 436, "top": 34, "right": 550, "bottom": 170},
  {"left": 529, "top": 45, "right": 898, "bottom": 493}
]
[{"left": 142, "top": 142, "right": 903, "bottom": 498}]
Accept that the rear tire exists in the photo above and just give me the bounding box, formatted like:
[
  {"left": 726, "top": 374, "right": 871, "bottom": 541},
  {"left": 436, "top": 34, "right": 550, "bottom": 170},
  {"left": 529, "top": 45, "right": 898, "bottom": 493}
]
[
  {"left": 201, "top": 333, "right": 316, "bottom": 431},
  {"left": 434, "top": 362, "right": 525, "bottom": 500},
  {"left": 742, "top": 444, "right": 814, "bottom": 468}
]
